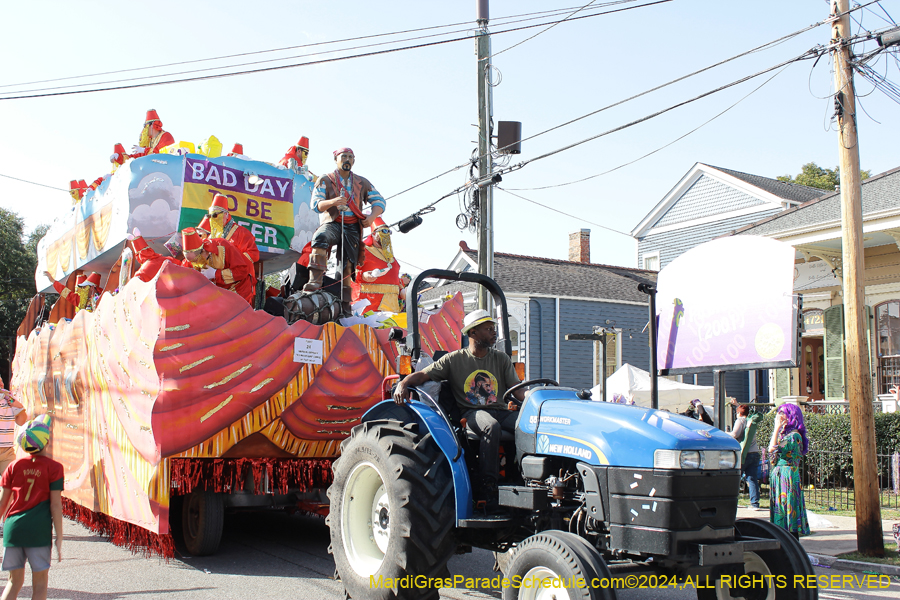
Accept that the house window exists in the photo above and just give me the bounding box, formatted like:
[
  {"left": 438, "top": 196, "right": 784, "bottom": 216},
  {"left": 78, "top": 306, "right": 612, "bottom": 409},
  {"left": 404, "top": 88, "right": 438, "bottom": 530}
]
[
  {"left": 593, "top": 331, "right": 621, "bottom": 387},
  {"left": 876, "top": 300, "right": 900, "bottom": 394},
  {"left": 643, "top": 252, "right": 660, "bottom": 271}
]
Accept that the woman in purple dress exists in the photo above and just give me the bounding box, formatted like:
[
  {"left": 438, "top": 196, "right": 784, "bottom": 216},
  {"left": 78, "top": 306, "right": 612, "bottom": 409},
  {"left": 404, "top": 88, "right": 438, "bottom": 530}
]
[{"left": 767, "top": 403, "right": 810, "bottom": 538}]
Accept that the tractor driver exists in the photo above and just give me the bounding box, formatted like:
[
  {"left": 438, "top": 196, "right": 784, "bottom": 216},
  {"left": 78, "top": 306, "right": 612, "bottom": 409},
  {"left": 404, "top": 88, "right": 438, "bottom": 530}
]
[{"left": 393, "top": 309, "right": 523, "bottom": 501}]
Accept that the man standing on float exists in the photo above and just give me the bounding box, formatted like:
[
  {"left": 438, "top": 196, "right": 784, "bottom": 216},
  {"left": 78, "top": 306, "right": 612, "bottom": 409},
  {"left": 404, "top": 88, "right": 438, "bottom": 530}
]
[{"left": 304, "top": 148, "right": 385, "bottom": 317}]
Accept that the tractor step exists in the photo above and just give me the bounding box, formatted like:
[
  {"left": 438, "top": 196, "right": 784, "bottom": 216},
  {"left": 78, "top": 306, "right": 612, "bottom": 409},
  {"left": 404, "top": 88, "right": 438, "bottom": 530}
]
[{"left": 457, "top": 514, "right": 516, "bottom": 528}]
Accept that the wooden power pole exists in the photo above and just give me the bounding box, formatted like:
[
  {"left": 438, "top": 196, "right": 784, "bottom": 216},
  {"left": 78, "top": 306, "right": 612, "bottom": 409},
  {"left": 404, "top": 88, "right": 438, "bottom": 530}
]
[{"left": 831, "top": 0, "right": 883, "bottom": 556}]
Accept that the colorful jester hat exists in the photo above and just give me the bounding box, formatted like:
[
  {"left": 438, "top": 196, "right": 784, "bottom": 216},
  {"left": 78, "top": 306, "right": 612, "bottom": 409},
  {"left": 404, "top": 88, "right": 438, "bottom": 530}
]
[{"left": 17, "top": 413, "right": 52, "bottom": 454}]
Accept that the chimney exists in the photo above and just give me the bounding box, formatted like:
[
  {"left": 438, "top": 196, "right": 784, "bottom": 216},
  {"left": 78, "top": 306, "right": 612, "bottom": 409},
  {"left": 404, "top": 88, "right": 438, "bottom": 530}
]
[{"left": 568, "top": 229, "right": 590, "bottom": 263}]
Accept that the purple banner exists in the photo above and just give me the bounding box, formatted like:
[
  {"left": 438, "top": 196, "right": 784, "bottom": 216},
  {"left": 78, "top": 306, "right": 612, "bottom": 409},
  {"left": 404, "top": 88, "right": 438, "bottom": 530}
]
[{"left": 184, "top": 158, "right": 292, "bottom": 202}]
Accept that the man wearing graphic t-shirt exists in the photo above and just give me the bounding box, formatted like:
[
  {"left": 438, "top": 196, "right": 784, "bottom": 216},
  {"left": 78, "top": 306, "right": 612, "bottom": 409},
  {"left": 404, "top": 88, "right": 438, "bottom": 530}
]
[{"left": 394, "top": 310, "right": 523, "bottom": 499}]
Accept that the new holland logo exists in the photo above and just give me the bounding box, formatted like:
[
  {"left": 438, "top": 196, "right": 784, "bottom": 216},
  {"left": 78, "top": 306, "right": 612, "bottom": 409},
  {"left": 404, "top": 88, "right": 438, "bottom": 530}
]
[
  {"left": 537, "top": 435, "right": 550, "bottom": 453},
  {"left": 696, "top": 430, "right": 712, "bottom": 438}
]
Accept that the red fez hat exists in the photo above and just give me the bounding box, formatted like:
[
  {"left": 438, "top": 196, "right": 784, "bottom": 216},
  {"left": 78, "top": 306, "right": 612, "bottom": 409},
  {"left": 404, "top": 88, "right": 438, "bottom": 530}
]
[
  {"left": 210, "top": 194, "right": 230, "bottom": 213},
  {"left": 145, "top": 109, "right": 161, "bottom": 124},
  {"left": 230, "top": 143, "right": 243, "bottom": 155},
  {"left": 77, "top": 180, "right": 87, "bottom": 189},
  {"left": 79, "top": 272, "right": 101, "bottom": 287},
  {"left": 297, "top": 136, "right": 309, "bottom": 150},
  {"left": 131, "top": 235, "right": 150, "bottom": 258},
  {"left": 197, "top": 216, "right": 211, "bottom": 234},
  {"left": 182, "top": 228, "right": 204, "bottom": 253},
  {"left": 371, "top": 217, "right": 387, "bottom": 230},
  {"left": 75, "top": 274, "right": 86, "bottom": 286},
  {"left": 69, "top": 180, "right": 79, "bottom": 190},
  {"left": 333, "top": 147, "right": 354, "bottom": 159},
  {"left": 112, "top": 143, "right": 127, "bottom": 165}
]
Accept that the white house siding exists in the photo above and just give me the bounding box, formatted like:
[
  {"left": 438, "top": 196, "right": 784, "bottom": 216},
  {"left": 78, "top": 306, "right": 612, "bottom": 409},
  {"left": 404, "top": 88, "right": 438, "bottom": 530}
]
[{"left": 655, "top": 174, "right": 767, "bottom": 228}]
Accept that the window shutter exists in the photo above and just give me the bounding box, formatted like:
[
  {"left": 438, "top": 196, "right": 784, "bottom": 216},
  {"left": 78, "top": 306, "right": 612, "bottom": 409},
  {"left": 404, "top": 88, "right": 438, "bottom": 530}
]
[
  {"left": 824, "top": 305, "right": 845, "bottom": 400},
  {"left": 774, "top": 368, "right": 790, "bottom": 399}
]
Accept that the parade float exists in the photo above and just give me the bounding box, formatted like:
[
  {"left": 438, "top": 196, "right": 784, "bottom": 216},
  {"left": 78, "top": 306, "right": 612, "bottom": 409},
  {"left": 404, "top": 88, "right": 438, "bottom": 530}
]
[{"left": 12, "top": 148, "right": 464, "bottom": 557}]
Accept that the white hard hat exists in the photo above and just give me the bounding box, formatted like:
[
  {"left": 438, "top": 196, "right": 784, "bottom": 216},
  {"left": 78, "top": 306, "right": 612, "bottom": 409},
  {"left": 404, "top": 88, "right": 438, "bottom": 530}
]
[{"left": 462, "top": 309, "right": 496, "bottom": 334}]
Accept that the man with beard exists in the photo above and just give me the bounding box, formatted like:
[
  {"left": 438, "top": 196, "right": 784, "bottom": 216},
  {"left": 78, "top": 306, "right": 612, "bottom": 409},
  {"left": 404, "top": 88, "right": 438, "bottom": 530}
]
[
  {"left": 207, "top": 194, "right": 259, "bottom": 265},
  {"left": 303, "top": 148, "right": 385, "bottom": 317},
  {"left": 181, "top": 227, "right": 255, "bottom": 305},
  {"left": 393, "top": 310, "right": 522, "bottom": 503}
]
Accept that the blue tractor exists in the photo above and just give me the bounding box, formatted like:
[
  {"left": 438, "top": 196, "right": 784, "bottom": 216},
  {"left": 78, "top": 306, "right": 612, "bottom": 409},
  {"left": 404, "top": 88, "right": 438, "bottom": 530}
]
[{"left": 328, "top": 271, "right": 815, "bottom": 600}]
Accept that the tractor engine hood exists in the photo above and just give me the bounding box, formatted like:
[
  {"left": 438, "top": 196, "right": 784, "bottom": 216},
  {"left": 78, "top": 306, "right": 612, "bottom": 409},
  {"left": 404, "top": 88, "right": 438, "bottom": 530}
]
[{"left": 516, "top": 388, "right": 740, "bottom": 469}]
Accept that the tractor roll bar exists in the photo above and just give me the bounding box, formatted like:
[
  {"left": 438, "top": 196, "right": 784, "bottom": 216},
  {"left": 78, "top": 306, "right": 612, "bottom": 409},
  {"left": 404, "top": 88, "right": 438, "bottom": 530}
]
[{"left": 406, "top": 270, "right": 512, "bottom": 361}]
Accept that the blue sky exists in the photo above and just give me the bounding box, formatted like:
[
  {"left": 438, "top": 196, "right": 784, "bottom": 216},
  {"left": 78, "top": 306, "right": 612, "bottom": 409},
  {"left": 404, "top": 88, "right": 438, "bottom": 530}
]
[{"left": 1, "top": 0, "right": 898, "bottom": 274}]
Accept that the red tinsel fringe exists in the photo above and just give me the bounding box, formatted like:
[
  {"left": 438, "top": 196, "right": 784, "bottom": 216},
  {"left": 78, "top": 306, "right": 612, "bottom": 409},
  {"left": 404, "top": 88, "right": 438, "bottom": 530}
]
[
  {"left": 169, "top": 457, "right": 333, "bottom": 496},
  {"left": 61, "top": 497, "right": 175, "bottom": 560}
]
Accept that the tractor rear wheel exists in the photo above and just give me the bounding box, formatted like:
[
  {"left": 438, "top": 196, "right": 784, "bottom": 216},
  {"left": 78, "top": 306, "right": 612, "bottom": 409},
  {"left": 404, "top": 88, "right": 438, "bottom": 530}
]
[{"left": 328, "top": 420, "right": 456, "bottom": 600}]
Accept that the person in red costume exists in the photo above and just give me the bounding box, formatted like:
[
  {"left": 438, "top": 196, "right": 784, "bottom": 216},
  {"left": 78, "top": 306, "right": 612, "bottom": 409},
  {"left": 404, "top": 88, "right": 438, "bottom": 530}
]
[
  {"left": 43, "top": 271, "right": 102, "bottom": 312},
  {"left": 88, "top": 144, "right": 128, "bottom": 192},
  {"left": 351, "top": 218, "right": 402, "bottom": 313},
  {"left": 67, "top": 180, "right": 87, "bottom": 206},
  {"left": 207, "top": 193, "right": 259, "bottom": 265},
  {"left": 182, "top": 228, "right": 255, "bottom": 305},
  {"left": 127, "top": 228, "right": 181, "bottom": 282},
  {"left": 277, "top": 136, "right": 315, "bottom": 180},
  {"left": 128, "top": 109, "right": 175, "bottom": 158}
]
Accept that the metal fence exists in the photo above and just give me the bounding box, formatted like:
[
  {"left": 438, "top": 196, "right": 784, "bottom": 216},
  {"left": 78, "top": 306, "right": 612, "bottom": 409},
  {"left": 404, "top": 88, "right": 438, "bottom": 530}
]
[{"left": 756, "top": 448, "right": 900, "bottom": 510}]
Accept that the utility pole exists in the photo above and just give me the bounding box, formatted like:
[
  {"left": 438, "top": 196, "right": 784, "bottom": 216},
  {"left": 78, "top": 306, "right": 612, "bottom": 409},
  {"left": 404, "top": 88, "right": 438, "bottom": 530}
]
[
  {"left": 831, "top": 0, "right": 883, "bottom": 556},
  {"left": 476, "top": 0, "right": 495, "bottom": 311}
]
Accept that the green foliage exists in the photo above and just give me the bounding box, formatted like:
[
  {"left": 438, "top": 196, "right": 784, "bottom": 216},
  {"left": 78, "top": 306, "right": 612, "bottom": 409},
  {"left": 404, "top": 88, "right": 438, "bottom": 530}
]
[
  {"left": 776, "top": 162, "right": 871, "bottom": 191},
  {"left": 0, "top": 209, "right": 45, "bottom": 375},
  {"left": 753, "top": 408, "right": 900, "bottom": 489}
]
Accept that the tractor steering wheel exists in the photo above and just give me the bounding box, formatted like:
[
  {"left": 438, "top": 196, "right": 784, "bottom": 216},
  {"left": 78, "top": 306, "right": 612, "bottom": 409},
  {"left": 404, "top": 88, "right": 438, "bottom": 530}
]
[{"left": 503, "top": 378, "right": 560, "bottom": 406}]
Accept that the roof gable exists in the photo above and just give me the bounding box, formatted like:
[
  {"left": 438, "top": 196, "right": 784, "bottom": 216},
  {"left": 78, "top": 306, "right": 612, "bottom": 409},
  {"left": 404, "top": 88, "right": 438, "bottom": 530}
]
[{"left": 632, "top": 163, "right": 827, "bottom": 238}]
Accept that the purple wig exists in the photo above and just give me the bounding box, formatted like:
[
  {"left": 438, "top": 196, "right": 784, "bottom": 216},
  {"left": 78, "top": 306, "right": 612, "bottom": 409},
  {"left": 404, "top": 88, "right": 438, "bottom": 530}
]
[{"left": 778, "top": 403, "right": 809, "bottom": 455}]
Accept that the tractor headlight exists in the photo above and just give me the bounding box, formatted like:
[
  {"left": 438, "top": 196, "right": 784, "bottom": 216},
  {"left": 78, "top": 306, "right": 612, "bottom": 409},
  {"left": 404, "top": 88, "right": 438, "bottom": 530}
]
[
  {"left": 680, "top": 450, "right": 702, "bottom": 469},
  {"left": 717, "top": 450, "right": 738, "bottom": 469},
  {"left": 654, "top": 449, "right": 739, "bottom": 470}
]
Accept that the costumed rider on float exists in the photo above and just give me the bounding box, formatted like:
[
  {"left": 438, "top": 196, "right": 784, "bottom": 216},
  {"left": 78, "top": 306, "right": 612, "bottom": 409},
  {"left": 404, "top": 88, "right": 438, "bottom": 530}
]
[
  {"left": 43, "top": 272, "right": 103, "bottom": 312},
  {"left": 181, "top": 227, "right": 256, "bottom": 306},
  {"left": 207, "top": 193, "right": 259, "bottom": 266},
  {"left": 392, "top": 310, "right": 524, "bottom": 506},
  {"left": 126, "top": 109, "right": 175, "bottom": 158},
  {"left": 303, "top": 147, "right": 385, "bottom": 318},
  {"left": 351, "top": 217, "right": 402, "bottom": 314},
  {"left": 277, "top": 136, "right": 316, "bottom": 181}
]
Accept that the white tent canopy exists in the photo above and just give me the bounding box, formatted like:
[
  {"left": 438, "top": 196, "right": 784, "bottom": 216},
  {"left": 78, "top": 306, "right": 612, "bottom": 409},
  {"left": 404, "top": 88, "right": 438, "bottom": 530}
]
[{"left": 590, "top": 363, "right": 715, "bottom": 413}]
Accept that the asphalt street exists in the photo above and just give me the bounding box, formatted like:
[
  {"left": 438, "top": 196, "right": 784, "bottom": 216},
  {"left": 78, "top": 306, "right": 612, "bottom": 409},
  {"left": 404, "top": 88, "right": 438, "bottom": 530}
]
[{"left": 7, "top": 510, "right": 898, "bottom": 600}]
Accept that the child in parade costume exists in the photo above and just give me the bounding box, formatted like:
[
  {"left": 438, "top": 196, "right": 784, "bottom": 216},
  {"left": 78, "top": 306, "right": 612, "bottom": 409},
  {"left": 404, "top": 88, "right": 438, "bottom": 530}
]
[
  {"left": 182, "top": 228, "right": 256, "bottom": 305},
  {"left": 43, "top": 271, "right": 102, "bottom": 312},
  {"left": 767, "top": 403, "right": 810, "bottom": 538},
  {"left": 0, "top": 414, "right": 64, "bottom": 600},
  {"left": 351, "top": 218, "right": 402, "bottom": 313},
  {"left": 127, "top": 109, "right": 175, "bottom": 158}
]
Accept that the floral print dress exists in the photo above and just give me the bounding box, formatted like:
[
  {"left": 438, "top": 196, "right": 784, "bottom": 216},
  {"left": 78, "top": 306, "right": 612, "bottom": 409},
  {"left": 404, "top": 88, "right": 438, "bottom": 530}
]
[{"left": 769, "top": 431, "right": 810, "bottom": 536}]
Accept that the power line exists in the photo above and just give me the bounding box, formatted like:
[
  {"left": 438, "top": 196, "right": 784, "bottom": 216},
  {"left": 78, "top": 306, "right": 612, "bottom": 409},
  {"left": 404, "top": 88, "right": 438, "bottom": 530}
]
[
  {"left": 0, "top": 1, "right": 666, "bottom": 100},
  {"left": 491, "top": 0, "right": 601, "bottom": 59},
  {"left": 0, "top": 2, "right": 635, "bottom": 90},
  {"left": 0, "top": 173, "right": 67, "bottom": 192},
  {"left": 496, "top": 187, "right": 633, "bottom": 238},
  {"left": 506, "top": 63, "right": 791, "bottom": 191}
]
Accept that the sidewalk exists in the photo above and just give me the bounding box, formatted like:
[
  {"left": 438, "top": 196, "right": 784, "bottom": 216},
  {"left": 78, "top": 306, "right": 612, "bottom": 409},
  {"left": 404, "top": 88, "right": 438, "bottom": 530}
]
[{"left": 736, "top": 506, "right": 900, "bottom": 577}]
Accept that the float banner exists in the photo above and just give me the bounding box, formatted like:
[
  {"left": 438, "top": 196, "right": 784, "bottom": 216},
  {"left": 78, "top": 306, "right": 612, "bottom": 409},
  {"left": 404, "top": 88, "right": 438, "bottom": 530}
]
[
  {"left": 179, "top": 158, "right": 294, "bottom": 253},
  {"left": 655, "top": 236, "right": 800, "bottom": 374}
]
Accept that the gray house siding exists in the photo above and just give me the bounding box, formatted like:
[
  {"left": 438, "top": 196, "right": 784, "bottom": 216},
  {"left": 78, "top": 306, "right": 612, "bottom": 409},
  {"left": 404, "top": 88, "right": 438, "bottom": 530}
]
[
  {"left": 655, "top": 174, "right": 766, "bottom": 228},
  {"left": 527, "top": 297, "right": 557, "bottom": 381},
  {"left": 528, "top": 298, "right": 650, "bottom": 390},
  {"left": 637, "top": 209, "right": 782, "bottom": 270}
]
